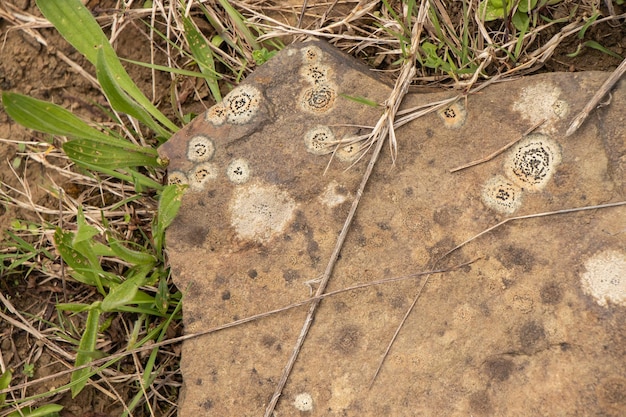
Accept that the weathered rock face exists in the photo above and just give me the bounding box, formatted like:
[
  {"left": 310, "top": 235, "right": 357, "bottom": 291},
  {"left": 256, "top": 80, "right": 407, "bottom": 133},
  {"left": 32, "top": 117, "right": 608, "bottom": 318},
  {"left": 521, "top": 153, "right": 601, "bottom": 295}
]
[{"left": 158, "top": 40, "right": 626, "bottom": 416}]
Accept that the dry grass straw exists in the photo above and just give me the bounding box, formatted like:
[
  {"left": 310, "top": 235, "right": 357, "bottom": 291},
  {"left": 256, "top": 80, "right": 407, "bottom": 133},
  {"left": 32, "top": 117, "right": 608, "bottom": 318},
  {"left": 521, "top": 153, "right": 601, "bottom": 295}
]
[{"left": 0, "top": 0, "right": 625, "bottom": 415}]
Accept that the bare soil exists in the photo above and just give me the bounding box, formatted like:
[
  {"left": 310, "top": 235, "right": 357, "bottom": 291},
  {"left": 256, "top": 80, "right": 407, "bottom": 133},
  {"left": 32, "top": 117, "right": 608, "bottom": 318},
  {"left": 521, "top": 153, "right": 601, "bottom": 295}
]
[{"left": 0, "top": 0, "right": 624, "bottom": 415}]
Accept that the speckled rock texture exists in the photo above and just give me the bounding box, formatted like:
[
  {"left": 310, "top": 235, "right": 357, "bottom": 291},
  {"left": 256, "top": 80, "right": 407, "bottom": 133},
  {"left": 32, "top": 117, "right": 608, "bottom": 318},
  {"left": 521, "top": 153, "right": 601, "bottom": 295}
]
[{"left": 158, "top": 40, "right": 626, "bottom": 416}]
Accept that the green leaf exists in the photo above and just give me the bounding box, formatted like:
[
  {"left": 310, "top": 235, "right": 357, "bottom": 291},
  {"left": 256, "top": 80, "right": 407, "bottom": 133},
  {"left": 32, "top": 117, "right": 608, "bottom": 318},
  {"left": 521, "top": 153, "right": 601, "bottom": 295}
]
[
  {"left": 1, "top": 92, "right": 139, "bottom": 150},
  {"left": 56, "top": 303, "right": 92, "bottom": 313},
  {"left": 567, "top": 41, "right": 623, "bottom": 60},
  {"left": 517, "top": 0, "right": 537, "bottom": 13},
  {"left": 101, "top": 272, "right": 148, "bottom": 312},
  {"left": 36, "top": 0, "right": 178, "bottom": 133},
  {"left": 152, "top": 185, "right": 184, "bottom": 257},
  {"left": 74, "top": 207, "right": 100, "bottom": 245},
  {"left": 478, "top": 0, "right": 506, "bottom": 21},
  {"left": 182, "top": 15, "right": 222, "bottom": 103},
  {"left": 53, "top": 228, "right": 101, "bottom": 289},
  {"left": 95, "top": 48, "right": 169, "bottom": 138},
  {"left": 71, "top": 306, "right": 101, "bottom": 397},
  {"left": 63, "top": 157, "right": 163, "bottom": 190},
  {"left": 7, "top": 404, "right": 63, "bottom": 417},
  {"left": 109, "top": 239, "right": 157, "bottom": 266},
  {"left": 0, "top": 369, "right": 12, "bottom": 405},
  {"left": 512, "top": 11, "right": 530, "bottom": 32},
  {"left": 63, "top": 139, "right": 158, "bottom": 169}
]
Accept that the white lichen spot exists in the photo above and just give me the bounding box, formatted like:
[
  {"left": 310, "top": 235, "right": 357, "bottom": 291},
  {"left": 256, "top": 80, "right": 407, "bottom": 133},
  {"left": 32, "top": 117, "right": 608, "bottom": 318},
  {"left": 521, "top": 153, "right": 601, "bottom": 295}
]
[
  {"left": 301, "top": 45, "right": 322, "bottom": 63},
  {"left": 300, "top": 83, "right": 337, "bottom": 114},
  {"left": 229, "top": 183, "right": 297, "bottom": 243},
  {"left": 187, "top": 135, "right": 216, "bottom": 162},
  {"left": 226, "top": 158, "right": 251, "bottom": 184},
  {"left": 335, "top": 139, "right": 361, "bottom": 163},
  {"left": 205, "top": 103, "right": 227, "bottom": 126},
  {"left": 188, "top": 162, "right": 218, "bottom": 190},
  {"left": 319, "top": 181, "right": 349, "bottom": 208},
  {"left": 504, "top": 134, "right": 561, "bottom": 191},
  {"left": 167, "top": 170, "right": 188, "bottom": 185},
  {"left": 481, "top": 175, "right": 523, "bottom": 214},
  {"left": 437, "top": 101, "right": 467, "bottom": 129},
  {"left": 581, "top": 250, "right": 626, "bottom": 307},
  {"left": 300, "top": 64, "right": 331, "bottom": 85},
  {"left": 224, "top": 85, "right": 261, "bottom": 125},
  {"left": 293, "top": 392, "right": 313, "bottom": 412},
  {"left": 552, "top": 99, "right": 569, "bottom": 118},
  {"left": 304, "top": 125, "right": 334, "bottom": 155},
  {"left": 512, "top": 82, "right": 568, "bottom": 132}
]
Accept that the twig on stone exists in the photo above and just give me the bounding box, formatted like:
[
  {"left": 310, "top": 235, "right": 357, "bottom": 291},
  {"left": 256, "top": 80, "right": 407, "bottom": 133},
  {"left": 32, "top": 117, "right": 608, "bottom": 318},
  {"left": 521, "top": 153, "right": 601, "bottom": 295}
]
[
  {"left": 565, "top": 56, "right": 626, "bottom": 137},
  {"left": 262, "top": 2, "right": 429, "bottom": 416},
  {"left": 449, "top": 117, "right": 546, "bottom": 173},
  {"left": 369, "top": 199, "right": 626, "bottom": 387}
]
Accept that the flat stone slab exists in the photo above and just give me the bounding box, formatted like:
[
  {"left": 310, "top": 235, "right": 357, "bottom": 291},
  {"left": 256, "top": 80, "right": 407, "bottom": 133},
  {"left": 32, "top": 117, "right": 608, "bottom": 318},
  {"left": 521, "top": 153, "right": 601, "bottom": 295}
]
[{"left": 158, "top": 41, "right": 626, "bottom": 416}]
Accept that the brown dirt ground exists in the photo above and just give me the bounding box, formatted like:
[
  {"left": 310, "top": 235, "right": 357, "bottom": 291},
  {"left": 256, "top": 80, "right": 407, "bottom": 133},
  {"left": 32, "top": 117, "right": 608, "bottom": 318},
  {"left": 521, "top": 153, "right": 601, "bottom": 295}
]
[{"left": 0, "top": 0, "right": 624, "bottom": 415}]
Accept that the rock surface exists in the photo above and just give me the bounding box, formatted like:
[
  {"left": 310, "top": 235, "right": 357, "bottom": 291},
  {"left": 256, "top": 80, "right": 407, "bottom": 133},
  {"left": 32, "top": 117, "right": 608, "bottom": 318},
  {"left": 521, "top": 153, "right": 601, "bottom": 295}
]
[{"left": 158, "top": 41, "right": 626, "bottom": 416}]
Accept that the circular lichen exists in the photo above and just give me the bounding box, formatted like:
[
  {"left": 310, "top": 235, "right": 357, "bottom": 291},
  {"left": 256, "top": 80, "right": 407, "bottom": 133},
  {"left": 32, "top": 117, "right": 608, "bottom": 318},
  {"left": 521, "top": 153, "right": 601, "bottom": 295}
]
[
  {"left": 167, "top": 170, "right": 188, "bottom": 185},
  {"left": 437, "top": 102, "right": 467, "bottom": 129},
  {"left": 187, "top": 135, "right": 216, "bottom": 162},
  {"left": 293, "top": 393, "right": 313, "bottom": 412},
  {"left": 581, "top": 250, "right": 626, "bottom": 307},
  {"left": 304, "top": 125, "right": 334, "bottom": 155},
  {"left": 188, "top": 162, "right": 218, "bottom": 190},
  {"left": 301, "top": 45, "right": 322, "bottom": 64},
  {"left": 205, "top": 103, "right": 228, "bottom": 126},
  {"left": 300, "top": 84, "right": 337, "bottom": 114},
  {"left": 226, "top": 158, "right": 251, "bottom": 184},
  {"left": 504, "top": 134, "right": 561, "bottom": 191},
  {"left": 224, "top": 85, "right": 261, "bottom": 125},
  {"left": 300, "top": 64, "right": 330, "bottom": 85},
  {"left": 229, "top": 183, "right": 297, "bottom": 243},
  {"left": 335, "top": 140, "right": 362, "bottom": 163},
  {"left": 481, "top": 175, "right": 523, "bottom": 214}
]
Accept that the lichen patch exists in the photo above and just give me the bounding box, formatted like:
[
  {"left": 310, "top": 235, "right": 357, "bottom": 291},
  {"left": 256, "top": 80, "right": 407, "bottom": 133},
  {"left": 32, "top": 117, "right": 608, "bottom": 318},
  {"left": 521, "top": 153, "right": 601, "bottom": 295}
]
[
  {"left": 481, "top": 175, "right": 523, "bottom": 214},
  {"left": 504, "top": 134, "right": 561, "bottom": 191},
  {"left": 300, "top": 64, "right": 331, "bottom": 85},
  {"left": 301, "top": 45, "right": 322, "bottom": 64},
  {"left": 304, "top": 125, "right": 334, "bottom": 155},
  {"left": 437, "top": 101, "right": 467, "bottom": 129},
  {"left": 229, "top": 182, "right": 297, "bottom": 243},
  {"left": 224, "top": 85, "right": 262, "bottom": 125},
  {"left": 335, "top": 140, "right": 361, "bottom": 163},
  {"left": 205, "top": 103, "right": 227, "bottom": 126},
  {"left": 188, "top": 162, "right": 218, "bottom": 190},
  {"left": 187, "top": 135, "right": 216, "bottom": 162},
  {"left": 167, "top": 170, "right": 188, "bottom": 185},
  {"left": 226, "top": 158, "right": 251, "bottom": 184},
  {"left": 512, "top": 82, "right": 569, "bottom": 132},
  {"left": 300, "top": 83, "right": 337, "bottom": 114},
  {"left": 319, "top": 181, "right": 350, "bottom": 208},
  {"left": 580, "top": 250, "right": 626, "bottom": 307},
  {"left": 293, "top": 393, "right": 314, "bottom": 412}
]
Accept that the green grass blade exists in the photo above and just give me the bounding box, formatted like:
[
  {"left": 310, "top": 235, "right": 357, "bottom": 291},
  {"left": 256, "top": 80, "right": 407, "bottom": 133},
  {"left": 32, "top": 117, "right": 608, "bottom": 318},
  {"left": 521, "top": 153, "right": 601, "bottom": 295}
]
[
  {"left": 53, "top": 228, "right": 103, "bottom": 289},
  {"left": 95, "top": 48, "right": 170, "bottom": 138},
  {"left": 7, "top": 404, "right": 63, "bottom": 417},
  {"left": 66, "top": 158, "right": 163, "bottom": 191},
  {"left": 71, "top": 306, "right": 101, "bottom": 397},
  {"left": 36, "top": 0, "right": 178, "bottom": 133},
  {"left": 109, "top": 239, "right": 157, "bottom": 266},
  {"left": 182, "top": 15, "right": 222, "bottom": 102},
  {"left": 152, "top": 185, "right": 185, "bottom": 258},
  {"left": 217, "top": 0, "right": 260, "bottom": 51},
  {"left": 63, "top": 139, "right": 159, "bottom": 169},
  {"left": 101, "top": 272, "right": 148, "bottom": 312},
  {"left": 0, "top": 369, "right": 12, "bottom": 405},
  {"left": 2, "top": 92, "right": 140, "bottom": 150}
]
